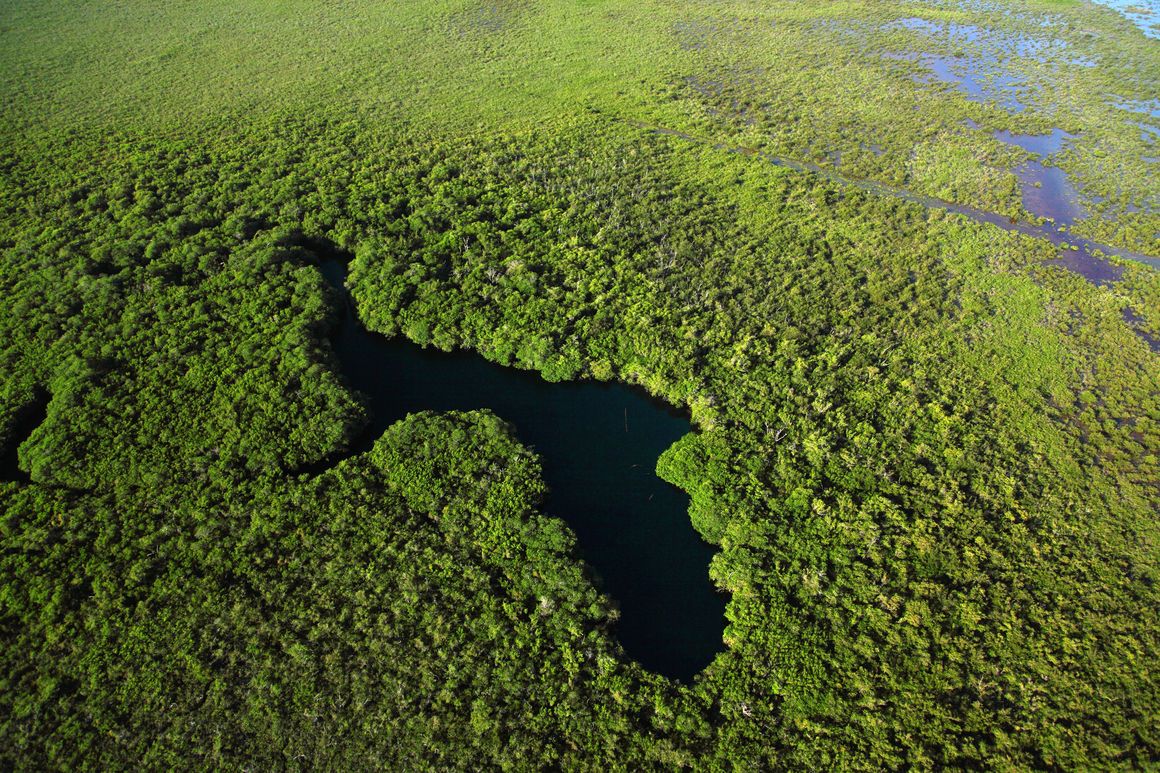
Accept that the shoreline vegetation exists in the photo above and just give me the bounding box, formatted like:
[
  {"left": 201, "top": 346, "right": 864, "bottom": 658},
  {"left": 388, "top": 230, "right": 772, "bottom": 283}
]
[{"left": 2, "top": 0, "right": 1158, "bottom": 768}]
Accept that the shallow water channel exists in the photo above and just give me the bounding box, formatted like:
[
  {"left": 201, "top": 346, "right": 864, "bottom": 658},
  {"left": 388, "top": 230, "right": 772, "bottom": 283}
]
[{"left": 317, "top": 258, "right": 727, "bottom": 682}]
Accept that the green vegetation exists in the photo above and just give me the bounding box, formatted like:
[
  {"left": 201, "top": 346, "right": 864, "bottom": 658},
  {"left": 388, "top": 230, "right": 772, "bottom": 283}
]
[{"left": 2, "top": 0, "right": 1158, "bottom": 768}]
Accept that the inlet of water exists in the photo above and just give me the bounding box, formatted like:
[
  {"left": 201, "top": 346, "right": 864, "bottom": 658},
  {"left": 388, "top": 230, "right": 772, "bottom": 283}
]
[{"left": 314, "top": 254, "right": 727, "bottom": 682}]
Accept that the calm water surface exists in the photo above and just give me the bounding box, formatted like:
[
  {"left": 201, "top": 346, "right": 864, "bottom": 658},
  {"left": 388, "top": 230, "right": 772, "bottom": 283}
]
[
  {"left": 318, "top": 258, "right": 727, "bottom": 682},
  {"left": 0, "top": 397, "right": 46, "bottom": 483}
]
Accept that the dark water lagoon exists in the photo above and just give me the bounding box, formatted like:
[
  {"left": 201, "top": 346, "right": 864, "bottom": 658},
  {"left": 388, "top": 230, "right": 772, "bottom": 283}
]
[
  {"left": 0, "top": 396, "right": 47, "bottom": 483},
  {"left": 317, "top": 258, "right": 726, "bottom": 682},
  {"left": 0, "top": 438, "right": 24, "bottom": 482}
]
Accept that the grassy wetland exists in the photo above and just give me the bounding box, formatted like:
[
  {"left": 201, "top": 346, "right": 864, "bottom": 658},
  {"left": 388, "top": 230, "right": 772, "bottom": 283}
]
[{"left": 1, "top": 0, "right": 1159, "bottom": 769}]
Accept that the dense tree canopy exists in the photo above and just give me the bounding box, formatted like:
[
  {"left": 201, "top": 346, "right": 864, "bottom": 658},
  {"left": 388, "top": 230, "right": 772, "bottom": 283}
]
[{"left": 2, "top": 0, "right": 1158, "bottom": 768}]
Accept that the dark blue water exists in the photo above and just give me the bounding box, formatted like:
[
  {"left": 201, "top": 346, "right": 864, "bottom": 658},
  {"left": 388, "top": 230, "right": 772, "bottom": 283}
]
[{"left": 317, "top": 258, "right": 726, "bottom": 681}]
